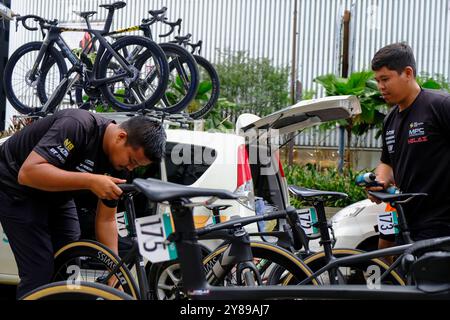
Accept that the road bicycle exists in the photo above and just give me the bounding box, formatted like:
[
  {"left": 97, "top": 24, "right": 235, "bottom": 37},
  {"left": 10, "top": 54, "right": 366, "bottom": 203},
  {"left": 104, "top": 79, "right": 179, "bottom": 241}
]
[
  {"left": 167, "top": 31, "right": 220, "bottom": 119},
  {"left": 71, "top": 4, "right": 199, "bottom": 114},
  {"left": 267, "top": 186, "right": 406, "bottom": 286},
  {"left": 51, "top": 184, "right": 317, "bottom": 300},
  {"left": 53, "top": 178, "right": 450, "bottom": 299},
  {"left": 115, "top": 178, "right": 450, "bottom": 299},
  {"left": 3, "top": 2, "right": 169, "bottom": 115}
]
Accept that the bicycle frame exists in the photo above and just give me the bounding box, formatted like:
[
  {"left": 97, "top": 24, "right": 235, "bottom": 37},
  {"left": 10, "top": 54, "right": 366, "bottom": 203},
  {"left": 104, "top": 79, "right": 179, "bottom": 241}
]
[
  {"left": 30, "top": 25, "right": 136, "bottom": 86},
  {"left": 106, "top": 193, "right": 273, "bottom": 299},
  {"left": 82, "top": 19, "right": 191, "bottom": 109}
]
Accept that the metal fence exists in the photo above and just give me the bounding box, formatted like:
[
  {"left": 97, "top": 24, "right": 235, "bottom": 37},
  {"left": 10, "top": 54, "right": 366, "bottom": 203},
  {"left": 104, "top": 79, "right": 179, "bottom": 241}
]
[{"left": 5, "top": 0, "right": 450, "bottom": 149}]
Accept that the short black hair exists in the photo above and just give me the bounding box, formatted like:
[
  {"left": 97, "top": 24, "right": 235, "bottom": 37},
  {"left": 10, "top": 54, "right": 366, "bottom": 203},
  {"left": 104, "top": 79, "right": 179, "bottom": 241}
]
[
  {"left": 119, "top": 116, "right": 166, "bottom": 163},
  {"left": 371, "top": 42, "right": 417, "bottom": 77}
]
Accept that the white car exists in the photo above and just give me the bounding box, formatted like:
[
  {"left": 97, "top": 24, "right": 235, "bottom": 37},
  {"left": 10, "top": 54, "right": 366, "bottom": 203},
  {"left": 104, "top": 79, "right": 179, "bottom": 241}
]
[
  {"left": 0, "top": 95, "right": 361, "bottom": 285},
  {"left": 330, "top": 199, "right": 387, "bottom": 251}
]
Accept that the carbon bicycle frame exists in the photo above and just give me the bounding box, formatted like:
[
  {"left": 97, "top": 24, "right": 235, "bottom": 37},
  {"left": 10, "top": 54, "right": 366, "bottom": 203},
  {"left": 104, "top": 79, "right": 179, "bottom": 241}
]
[
  {"left": 106, "top": 192, "right": 267, "bottom": 299},
  {"left": 30, "top": 25, "right": 135, "bottom": 87}
]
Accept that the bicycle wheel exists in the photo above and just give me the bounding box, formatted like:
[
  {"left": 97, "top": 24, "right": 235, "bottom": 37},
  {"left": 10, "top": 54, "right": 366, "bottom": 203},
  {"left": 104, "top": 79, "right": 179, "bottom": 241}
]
[
  {"left": 150, "top": 241, "right": 317, "bottom": 300},
  {"left": 135, "top": 43, "right": 199, "bottom": 114},
  {"left": 206, "top": 242, "right": 318, "bottom": 286},
  {"left": 148, "top": 244, "right": 212, "bottom": 300},
  {"left": 20, "top": 281, "right": 134, "bottom": 300},
  {"left": 185, "top": 55, "right": 220, "bottom": 119},
  {"left": 279, "top": 248, "right": 405, "bottom": 285},
  {"left": 53, "top": 240, "right": 140, "bottom": 299},
  {"left": 3, "top": 41, "right": 68, "bottom": 114},
  {"left": 97, "top": 36, "right": 169, "bottom": 111}
]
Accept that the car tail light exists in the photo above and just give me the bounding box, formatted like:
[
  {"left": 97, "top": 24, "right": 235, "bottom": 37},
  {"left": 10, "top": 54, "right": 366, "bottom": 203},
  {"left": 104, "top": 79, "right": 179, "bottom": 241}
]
[
  {"left": 236, "top": 144, "right": 255, "bottom": 210},
  {"left": 274, "top": 150, "right": 285, "bottom": 177}
]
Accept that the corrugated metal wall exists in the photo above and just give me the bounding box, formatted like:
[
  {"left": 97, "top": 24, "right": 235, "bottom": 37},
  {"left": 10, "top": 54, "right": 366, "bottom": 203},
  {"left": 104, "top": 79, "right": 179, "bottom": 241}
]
[{"left": 6, "top": 0, "right": 450, "bottom": 148}]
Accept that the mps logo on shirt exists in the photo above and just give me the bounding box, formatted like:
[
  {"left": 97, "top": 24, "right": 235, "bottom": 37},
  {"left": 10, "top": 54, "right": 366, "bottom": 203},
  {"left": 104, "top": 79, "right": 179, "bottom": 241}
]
[{"left": 408, "top": 122, "right": 428, "bottom": 144}]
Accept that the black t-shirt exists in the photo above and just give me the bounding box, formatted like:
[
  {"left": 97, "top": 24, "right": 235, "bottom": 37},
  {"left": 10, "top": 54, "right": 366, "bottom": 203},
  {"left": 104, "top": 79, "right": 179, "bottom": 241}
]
[
  {"left": 380, "top": 89, "right": 450, "bottom": 231},
  {"left": 0, "top": 109, "right": 125, "bottom": 206}
]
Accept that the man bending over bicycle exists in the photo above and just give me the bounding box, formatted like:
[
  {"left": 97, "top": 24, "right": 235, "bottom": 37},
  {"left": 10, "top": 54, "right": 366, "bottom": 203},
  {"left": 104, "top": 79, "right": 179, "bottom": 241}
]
[
  {"left": 0, "top": 109, "right": 166, "bottom": 298},
  {"left": 367, "top": 42, "right": 450, "bottom": 249}
]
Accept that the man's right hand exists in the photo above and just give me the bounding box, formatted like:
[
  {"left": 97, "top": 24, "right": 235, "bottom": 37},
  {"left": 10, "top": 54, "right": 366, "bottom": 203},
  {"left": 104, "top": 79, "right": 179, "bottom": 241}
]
[
  {"left": 368, "top": 163, "right": 395, "bottom": 204},
  {"left": 89, "top": 174, "right": 126, "bottom": 200},
  {"left": 366, "top": 179, "right": 388, "bottom": 204}
]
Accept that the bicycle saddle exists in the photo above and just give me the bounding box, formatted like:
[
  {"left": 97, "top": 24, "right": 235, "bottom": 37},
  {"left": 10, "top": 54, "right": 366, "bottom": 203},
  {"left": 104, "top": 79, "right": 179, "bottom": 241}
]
[
  {"left": 288, "top": 185, "right": 348, "bottom": 200},
  {"left": 410, "top": 251, "right": 450, "bottom": 293},
  {"left": 149, "top": 7, "right": 167, "bottom": 16},
  {"left": 73, "top": 11, "right": 97, "bottom": 19},
  {"left": 368, "top": 191, "right": 427, "bottom": 203},
  {"left": 99, "top": 1, "right": 126, "bottom": 10},
  {"left": 133, "top": 178, "right": 239, "bottom": 203},
  {"left": 175, "top": 34, "right": 192, "bottom": 42}
]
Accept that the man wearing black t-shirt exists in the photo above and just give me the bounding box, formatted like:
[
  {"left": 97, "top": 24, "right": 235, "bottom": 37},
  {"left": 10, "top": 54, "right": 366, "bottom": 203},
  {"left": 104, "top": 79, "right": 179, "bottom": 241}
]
[
  {"left": 0, "top": 109, "right": 166, "bottom": 298},
  {"left": 368, "top": 43, "right": 450, "bottom": 249}
]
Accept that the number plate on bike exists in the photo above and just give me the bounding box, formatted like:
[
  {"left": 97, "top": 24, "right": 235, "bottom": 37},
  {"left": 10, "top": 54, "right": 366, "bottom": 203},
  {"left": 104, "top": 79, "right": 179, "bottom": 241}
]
[
  {"left": 297, "top": 208, "right": 319, "bottom": 235},
  {"left": 378, "top": 211, "right": 399, "bottom": 235},
  {"left": 135, "top": 212, "right": 178, "bottom": 263}
]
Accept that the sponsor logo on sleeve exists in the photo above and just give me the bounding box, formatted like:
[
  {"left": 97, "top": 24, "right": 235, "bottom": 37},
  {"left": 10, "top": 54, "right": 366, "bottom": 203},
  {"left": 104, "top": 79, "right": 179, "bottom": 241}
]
[
  {"left": 385, "top": 129, "right": 395, "bottom": 153},
  {"left": 76, "top": 159, "right": 95, "bottom": 173}
]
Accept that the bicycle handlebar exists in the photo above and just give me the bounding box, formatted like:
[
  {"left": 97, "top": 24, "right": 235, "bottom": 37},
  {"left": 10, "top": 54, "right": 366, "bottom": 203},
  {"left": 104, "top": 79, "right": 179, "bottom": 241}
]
[
  {"left": 118, "top": 183, "right": 138, "bottom": 193},
  {"left": 187, "top": 40, "right": 202, "bottom": 54},
  {"left": 143, "top": 7, "right": 182, "bottom": 38},
  {"left": 16, "top": 14, "right": 57, "bottom": 31},
  {"left": 159, "top": 18, "right": 182, "bottom": 38}
]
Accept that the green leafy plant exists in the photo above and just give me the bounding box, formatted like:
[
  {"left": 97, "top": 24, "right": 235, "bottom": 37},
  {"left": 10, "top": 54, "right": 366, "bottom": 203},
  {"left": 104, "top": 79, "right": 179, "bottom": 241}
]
[
  {"left": 186, "top": 78, "right": 214, "bottom": 115},
  {"left": 285, "top": 164, "right": 368, "bottom": 208},
  {"left": 314, "top": 71, "right": 388, "bottom": 167},
  {"left": 215, "top": 49, "right": 290, "bottom": 116},
  {"left": 203, "top": 98, "right": 237, "bottom": 132},
  {"left": 417, "top": 73, "right": 450, "bottom": 93}
]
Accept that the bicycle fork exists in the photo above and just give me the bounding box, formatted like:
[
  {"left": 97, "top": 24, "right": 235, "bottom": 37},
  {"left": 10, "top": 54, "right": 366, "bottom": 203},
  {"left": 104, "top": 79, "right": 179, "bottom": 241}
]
[{"left": 40, "top": 68, "right": 81, "bottom": 114}]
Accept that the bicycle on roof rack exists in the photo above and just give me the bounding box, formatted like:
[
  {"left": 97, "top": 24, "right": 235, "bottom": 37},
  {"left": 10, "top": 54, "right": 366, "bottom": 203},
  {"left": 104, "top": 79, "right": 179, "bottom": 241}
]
[
  {"left": 3, "top": 2, "right": 169, "bottom": 116},
  {"left": 68, "top": 4, "right": 200, "bottom": 115}
]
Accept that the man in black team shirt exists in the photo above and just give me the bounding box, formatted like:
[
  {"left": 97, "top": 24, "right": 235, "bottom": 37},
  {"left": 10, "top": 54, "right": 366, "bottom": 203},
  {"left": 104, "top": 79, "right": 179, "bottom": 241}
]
[
  {"left": 368, "top": 42, "right": 450, "bottom": 249},
  {"left": 0, "top": 109, "right": 166, "bottom": 298}
]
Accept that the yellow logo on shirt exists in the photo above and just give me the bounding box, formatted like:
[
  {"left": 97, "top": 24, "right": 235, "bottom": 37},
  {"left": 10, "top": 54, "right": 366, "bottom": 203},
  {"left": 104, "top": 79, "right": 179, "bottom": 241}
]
[{"left": 64, "top": 138, "right": 74, "bottom": 151}]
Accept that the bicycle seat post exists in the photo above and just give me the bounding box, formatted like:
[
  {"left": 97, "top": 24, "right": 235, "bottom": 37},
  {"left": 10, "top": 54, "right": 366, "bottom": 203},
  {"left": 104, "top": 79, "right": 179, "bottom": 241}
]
[
  {"left": 170, "top": 201, "right": 209, "bottom": 294},
  {"left": 312, "top": 199, "right": 334, "bottom": 261},
  {"left": 391, "top": 201, "right": 414, "bottom": 244},
  {"left": 122, "top": 191, "right": 152, "bottom": 299},
  {"left": 311, "top": 198, "right": 340, "bottom": 284}
]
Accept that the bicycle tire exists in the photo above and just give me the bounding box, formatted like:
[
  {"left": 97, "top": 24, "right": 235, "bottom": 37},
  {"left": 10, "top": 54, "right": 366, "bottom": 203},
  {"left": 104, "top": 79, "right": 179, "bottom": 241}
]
[
  {"left": 3, "top": 41, "right": 68, "bottom": 114},
  {"left": 185, "top": 55, "right": 220, "bottom": 119},
  {"left": 150, "top": 241, "right": 318, "bottom": 300},
  {"left": 135, "top": 43, "right": 199, "bottom": 114},
  {"left": 53, "top": 240, "right": 140, "bottom": 299},
  {"left": 148, "top": 244, "right": 212, "bottom": 300},
  {"left": 97, "top": 36, "right": 169, "bottom": 111},
  {"left": 20, "top": 281, "right": 134, "bottom": 300},
  {"left": 279, "top": 248, "right": 405, "bottom": 285},
  {"left": 206, "top": 242, "right": 318, "bottom": 285}
]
